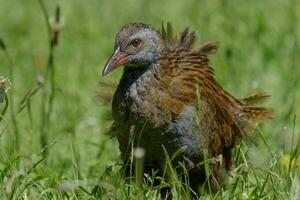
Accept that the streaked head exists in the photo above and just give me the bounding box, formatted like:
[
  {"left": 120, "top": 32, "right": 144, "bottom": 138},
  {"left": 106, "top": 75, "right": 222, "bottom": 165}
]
[{"left": 102, "top": 23, "right": 164, "bottom": 76}]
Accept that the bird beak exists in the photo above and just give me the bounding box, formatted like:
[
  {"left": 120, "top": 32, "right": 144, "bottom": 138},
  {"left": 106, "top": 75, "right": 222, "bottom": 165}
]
[{"left": 102, "top": 47, "right": 129, "bottom": 76}]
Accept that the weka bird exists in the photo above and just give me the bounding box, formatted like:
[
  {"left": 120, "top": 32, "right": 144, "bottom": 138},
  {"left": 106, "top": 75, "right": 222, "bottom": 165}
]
[{"left": 101, "top": 23, "right": 273, "bottom": 192}]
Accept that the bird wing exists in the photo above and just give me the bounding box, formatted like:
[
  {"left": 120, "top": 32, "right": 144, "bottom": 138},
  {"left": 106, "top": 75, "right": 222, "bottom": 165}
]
[{"left": 158, "top": 42, "right": 273, "bottom": 166}]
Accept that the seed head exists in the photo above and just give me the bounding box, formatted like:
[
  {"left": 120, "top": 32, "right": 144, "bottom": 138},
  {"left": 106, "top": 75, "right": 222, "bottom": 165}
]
[{"left": 0, "top": 77, "right": 11, "bottom": 103}]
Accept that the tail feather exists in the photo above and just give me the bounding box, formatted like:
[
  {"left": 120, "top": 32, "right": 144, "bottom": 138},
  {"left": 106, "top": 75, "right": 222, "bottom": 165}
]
[
  {"left": 198, "top": 41, "right": 220, "bottom": 55},
  {"left": 241, "top": 93, "right": 271, "bottom": 105},
  {"left": 240, "top": 93, "right": 273, "bottom": 122},
  {"left": 242, "top": 106, "right": 274, "bottom": 121}
]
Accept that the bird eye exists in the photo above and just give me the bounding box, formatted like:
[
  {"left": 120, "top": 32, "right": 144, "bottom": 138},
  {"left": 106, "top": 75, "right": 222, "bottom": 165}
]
[{"left": 131, "top": 39, "right": 141, "bottom": 47}]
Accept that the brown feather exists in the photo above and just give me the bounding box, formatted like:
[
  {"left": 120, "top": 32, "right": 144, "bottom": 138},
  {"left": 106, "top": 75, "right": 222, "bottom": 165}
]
[
  {"left": 198, "top": 41, "right": 220, "bottom": 54},
  {"left": 176, "top": 28, "right": 197, "bottom": 49},
  {"left": 106, "top": 23, "right": 274, "bottom": 190},
  {"left": 157, "top": 46, "right": 273, "bottom": 162},
  {"left": 241, "top": 93, "right": 271, "bottom": 105}
]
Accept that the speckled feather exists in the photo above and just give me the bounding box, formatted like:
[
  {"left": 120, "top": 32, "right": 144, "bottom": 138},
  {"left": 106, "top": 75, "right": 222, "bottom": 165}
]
[{"left": 104, "top": 23, "right": 273, "bottom": 190}]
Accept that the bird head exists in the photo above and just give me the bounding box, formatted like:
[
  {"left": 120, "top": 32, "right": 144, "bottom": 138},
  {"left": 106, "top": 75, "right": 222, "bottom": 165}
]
[{"left": 102, "top": 23, "right": 164, "bottom": 76}]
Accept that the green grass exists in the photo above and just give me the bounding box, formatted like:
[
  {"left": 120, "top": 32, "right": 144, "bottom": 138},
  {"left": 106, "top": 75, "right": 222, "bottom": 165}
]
[{"left": 0, "top": 0, "right": 300, "bottom": 199}]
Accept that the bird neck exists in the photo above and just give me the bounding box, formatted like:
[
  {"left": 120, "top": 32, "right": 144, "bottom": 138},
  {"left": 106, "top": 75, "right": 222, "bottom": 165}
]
[
  {"left": 123, "top": 65, "right": 148, "bottom": 79},
  {"left": 118, "top": 64, "right": 156, "bottom": 92}
]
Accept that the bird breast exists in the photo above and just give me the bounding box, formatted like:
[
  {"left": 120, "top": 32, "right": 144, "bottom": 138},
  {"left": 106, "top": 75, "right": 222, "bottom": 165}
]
[{"left": 111, "top": 66, "right": 206, "bottom": 165}]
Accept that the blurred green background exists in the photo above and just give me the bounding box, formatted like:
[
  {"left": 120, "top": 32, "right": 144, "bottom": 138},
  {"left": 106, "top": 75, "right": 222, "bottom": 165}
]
[{"left": 0, "top": 0, "right": 299, "bottom": 199}]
